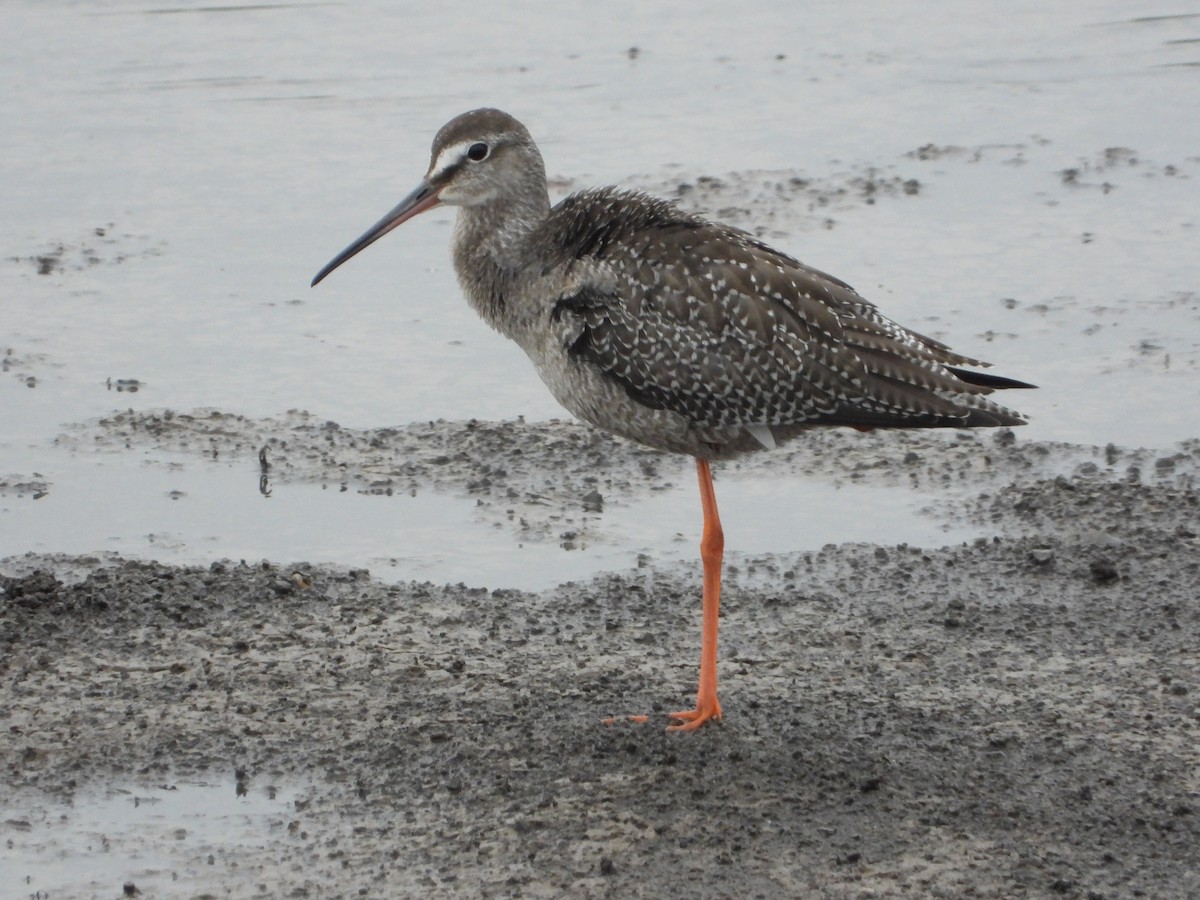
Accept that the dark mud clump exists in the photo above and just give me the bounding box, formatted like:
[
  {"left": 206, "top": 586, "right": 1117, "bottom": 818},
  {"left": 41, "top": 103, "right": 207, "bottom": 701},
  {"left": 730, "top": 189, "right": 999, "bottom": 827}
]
[
  {"left": 630, "top": 165, "right": 925, "bottom": 239},
  {"left": 11, "top": 225, "right": 164, "bottom": 276}
]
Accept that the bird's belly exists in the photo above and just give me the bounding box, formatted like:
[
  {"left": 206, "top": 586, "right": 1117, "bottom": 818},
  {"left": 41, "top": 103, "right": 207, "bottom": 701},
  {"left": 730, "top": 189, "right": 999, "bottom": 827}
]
[{"left": 531, "top": 353, "right": 746, "bottom": 459}]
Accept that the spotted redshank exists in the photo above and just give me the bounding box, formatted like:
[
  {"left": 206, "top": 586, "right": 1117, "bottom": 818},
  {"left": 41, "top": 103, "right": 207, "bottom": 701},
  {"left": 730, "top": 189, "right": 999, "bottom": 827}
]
[{"left": 312, "top": 108, "right": 1033, "bottom": 731}]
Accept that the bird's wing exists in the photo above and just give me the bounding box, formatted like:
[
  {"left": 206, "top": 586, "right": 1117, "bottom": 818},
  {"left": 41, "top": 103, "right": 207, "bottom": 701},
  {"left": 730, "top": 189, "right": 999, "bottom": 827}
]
[{"left": 547, "top": 190, "right": 1024, "bottom": 430}]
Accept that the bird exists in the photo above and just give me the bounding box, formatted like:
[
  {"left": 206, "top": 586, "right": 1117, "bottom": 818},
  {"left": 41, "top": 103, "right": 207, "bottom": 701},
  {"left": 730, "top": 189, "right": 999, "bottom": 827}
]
[{"left": 312, "top": 108, "right": 1034, "bottom": 731}]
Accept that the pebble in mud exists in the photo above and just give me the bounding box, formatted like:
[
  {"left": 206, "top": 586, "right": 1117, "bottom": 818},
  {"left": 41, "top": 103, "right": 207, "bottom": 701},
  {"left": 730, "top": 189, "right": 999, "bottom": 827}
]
[
  {"left": 1029, "top": 547, "right": 1055, "bottom": 565},
  {"left": 1089, "top": 557, "right": 1120, "bottom": 583}
]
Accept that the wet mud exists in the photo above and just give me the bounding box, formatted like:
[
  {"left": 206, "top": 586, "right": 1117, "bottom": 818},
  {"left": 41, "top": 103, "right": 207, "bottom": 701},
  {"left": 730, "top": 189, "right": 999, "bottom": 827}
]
[{"left": 4, "top": 415, "right": 1199, "bottom": 898}]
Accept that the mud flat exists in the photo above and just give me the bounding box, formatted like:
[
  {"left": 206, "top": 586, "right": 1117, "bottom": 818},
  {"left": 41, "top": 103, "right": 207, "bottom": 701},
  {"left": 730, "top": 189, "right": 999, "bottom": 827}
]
[{"left": 3, "top": 416, "right": 1199, "bottom": 898}]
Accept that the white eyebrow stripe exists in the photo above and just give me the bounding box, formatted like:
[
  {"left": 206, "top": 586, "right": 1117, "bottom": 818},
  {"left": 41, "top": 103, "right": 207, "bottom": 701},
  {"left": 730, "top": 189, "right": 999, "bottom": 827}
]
[{"left": 429, "top": 140, "right": 479, "bottom": 180}]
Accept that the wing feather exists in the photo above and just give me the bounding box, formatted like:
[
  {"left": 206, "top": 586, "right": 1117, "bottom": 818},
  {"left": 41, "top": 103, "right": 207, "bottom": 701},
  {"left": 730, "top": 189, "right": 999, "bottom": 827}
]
[{"left": 543, "top": 189, "right": 1029, "bottom": 431}]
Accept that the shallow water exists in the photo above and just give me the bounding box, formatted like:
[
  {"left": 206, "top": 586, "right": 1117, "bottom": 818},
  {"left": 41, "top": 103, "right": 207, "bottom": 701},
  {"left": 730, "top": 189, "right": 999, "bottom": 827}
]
[
  {"left": 3, "top": 5, "right": 1198, "bottom": 600},
  {"left": 3, "top": 444, "right": 978, "bottom": 590},
  {"left": 2, "top": 778, "right": 305, "bottom": 898}
]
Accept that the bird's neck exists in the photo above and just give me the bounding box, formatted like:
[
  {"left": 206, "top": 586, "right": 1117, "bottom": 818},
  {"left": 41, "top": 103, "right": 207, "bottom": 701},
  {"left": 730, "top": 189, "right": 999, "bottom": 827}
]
[{"left": 451, "top": 191, "right": 551, "bottom": 342}]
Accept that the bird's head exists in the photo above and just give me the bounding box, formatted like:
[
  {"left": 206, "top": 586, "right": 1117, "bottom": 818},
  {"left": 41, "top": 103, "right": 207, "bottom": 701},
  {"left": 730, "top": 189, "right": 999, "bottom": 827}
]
[{"left": 311, "top": 108, "right": 545, "bottom": 286}]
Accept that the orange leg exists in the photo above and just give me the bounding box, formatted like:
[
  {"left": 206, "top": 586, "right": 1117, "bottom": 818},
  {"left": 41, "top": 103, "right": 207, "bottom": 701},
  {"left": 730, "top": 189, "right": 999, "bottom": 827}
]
[{"left": 668, "top": 458, "right": 724, "bottom": 731}]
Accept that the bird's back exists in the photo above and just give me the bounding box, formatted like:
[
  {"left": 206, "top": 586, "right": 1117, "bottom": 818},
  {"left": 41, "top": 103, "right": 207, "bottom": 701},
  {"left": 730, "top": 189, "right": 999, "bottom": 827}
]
[{"left": 533, "top": 187, "right": 1027, "bottom": 456}]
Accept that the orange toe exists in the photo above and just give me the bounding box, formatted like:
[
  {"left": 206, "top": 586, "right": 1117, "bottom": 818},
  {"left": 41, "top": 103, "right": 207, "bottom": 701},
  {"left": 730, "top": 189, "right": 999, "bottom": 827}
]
[{"left": 666, "top": 696, "right": 722, "bottom": 732}]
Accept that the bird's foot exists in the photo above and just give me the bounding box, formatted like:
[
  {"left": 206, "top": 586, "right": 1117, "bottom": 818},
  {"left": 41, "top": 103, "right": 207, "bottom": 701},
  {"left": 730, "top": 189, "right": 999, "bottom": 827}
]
[{"left": 667, "top": 696, "right": 722, "bottom": 732}]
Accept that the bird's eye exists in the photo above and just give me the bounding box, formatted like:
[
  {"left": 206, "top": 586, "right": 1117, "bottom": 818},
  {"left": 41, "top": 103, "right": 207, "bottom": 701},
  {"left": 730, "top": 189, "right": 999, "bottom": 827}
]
[{"left": 467, "top": 142, "right": 490, "bottom": 162}]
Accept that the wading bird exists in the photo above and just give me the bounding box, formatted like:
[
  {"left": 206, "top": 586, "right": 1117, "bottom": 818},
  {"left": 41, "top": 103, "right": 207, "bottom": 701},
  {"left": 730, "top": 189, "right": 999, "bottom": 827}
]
[{"left": 312, "top": 108, "right": 1032, "bottom": 731}]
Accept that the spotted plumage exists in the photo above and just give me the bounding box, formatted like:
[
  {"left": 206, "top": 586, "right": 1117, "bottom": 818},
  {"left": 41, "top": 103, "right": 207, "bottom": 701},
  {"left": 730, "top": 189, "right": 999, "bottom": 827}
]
[
  {"left": 541, "top": 188, "right": 1025, "bottom": 443},
  {"left": 312, "top": 107, "right": 1034, "bottom": 731}
]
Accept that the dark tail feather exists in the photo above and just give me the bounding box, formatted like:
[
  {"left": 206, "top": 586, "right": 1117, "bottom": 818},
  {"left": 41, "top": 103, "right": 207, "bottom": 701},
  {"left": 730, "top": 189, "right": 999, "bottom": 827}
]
[
  {"left": 947, "top": 367, "right": 1037, "bottom": 390},
  {"left": 962, "top": 407, "right": 1028, "bottom": 427}
]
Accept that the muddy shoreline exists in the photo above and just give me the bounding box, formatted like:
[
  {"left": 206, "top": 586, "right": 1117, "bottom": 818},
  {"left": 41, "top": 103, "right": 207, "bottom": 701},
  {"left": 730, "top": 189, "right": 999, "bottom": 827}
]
[{"left": 3, "top": 417, "right": 1199, "bottom": 897}]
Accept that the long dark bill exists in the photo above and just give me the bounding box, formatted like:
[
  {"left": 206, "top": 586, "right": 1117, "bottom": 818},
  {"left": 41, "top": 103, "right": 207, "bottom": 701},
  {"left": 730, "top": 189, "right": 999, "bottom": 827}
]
[{"left": 311, "top": 180, "right": 441, "bottom": 286}]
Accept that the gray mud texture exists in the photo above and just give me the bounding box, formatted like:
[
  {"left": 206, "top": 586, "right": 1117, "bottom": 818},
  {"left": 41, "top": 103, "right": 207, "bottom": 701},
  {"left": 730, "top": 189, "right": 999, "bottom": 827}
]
[{"left": 4, "top": 419, "right": 1200, "bottom": 898}]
